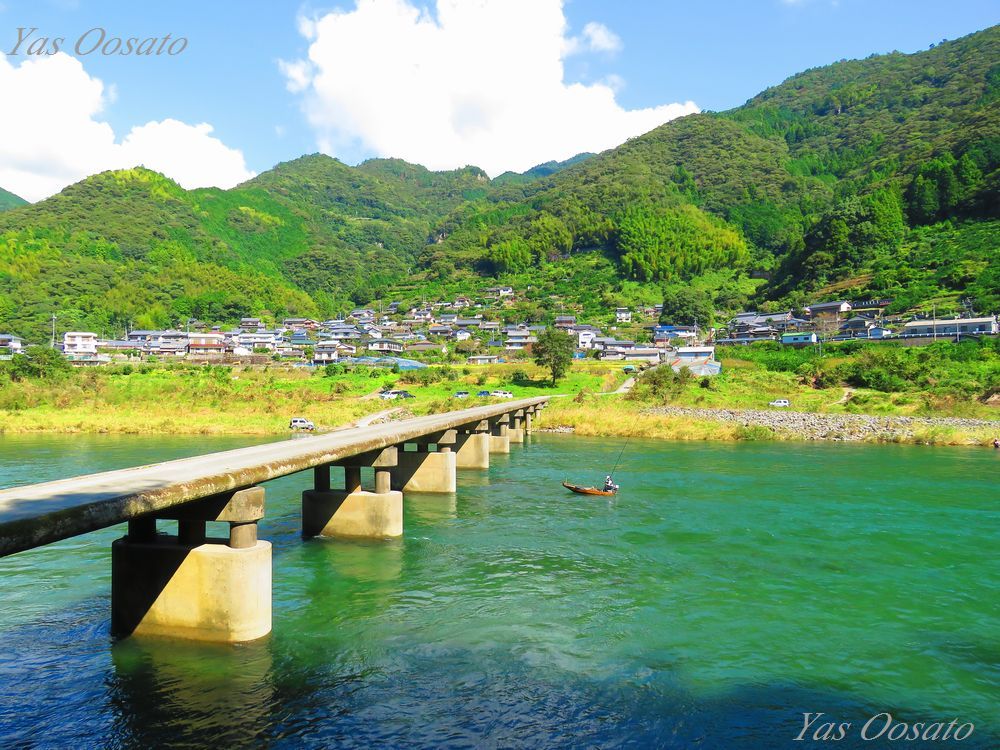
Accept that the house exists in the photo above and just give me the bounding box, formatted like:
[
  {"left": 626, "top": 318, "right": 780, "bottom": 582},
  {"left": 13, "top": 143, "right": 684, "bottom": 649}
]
[
  {"left": 453, "top": 329, "right": 472, "bottom": 342},
  {"left": 615, "top": 307, "right": 632, "bottom": 323},
  {"left": 325, "top": 325, "right": 363, "bottom": 342},
  {"left": 283, "top": 318, "right": 320, "bottom": 331},
  {"left": 127, "top": 330, "right": 165, "bottom": 349},
  {"left": 313, "top": 342, "right": 341, "bottom": 364},
  {"left": 504, "top": 326, "right": 537, "bottom": 350},
  {"left": 239, "top": 317, "right": 264, "bottom": 332},
  {"left": 554, "top": 315, "right": 576, "bottom": 329},
  {"left": 236, "top": 331, "right": 277, "bottom": 352},
  {"left": 804, "top": 301, "right": 852, "bottom": 321},
  {"left": 63, "top": 331, "right": 98, "bottom": 356},
  {"left": 428, "top": 325, "right": 453, "bottom": 337},
  {"left": 454, "top": 318, "right": 483, "bottom": 329},
  {"left": 367, "top": 338, "right": 404, "bottom": 354},
  {"left": 155, "top": 330, "right": 190, "bottom": 356},
  {"left": 901, "top": 316, "right": 999, "bottom": 337},
  {"left": 670, "top": 346, "right": 722, "bottom": 376},
  {"left": 0, "top": 334, "right": 24, "bottom": 356},
  {"left": 781, "top": 332, "right": 819, "bottom": 347},
  {"left": 188, "top": 332, "right": 226, "bottom": 356},
  {"left": 468, "top": 354, "right": 501, "bottom": 365},
  {"left": 480, "top": 321, "right": 501, "bottom": 332},
  {"left": 653, "top": 325, "right": 698, "bottom": 345},
  {"left": 574, "top": 325, "right": 602, "bottom": 350}
]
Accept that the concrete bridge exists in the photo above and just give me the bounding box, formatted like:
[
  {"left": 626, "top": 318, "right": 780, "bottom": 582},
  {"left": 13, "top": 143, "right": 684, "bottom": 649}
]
[{"left": 0, "top": 397, "right": 548, "bottom": 643}]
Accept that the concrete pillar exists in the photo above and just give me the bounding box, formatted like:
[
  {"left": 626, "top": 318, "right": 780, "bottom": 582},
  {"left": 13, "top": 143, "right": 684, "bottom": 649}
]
[
  {"left": 524, "top": 410, "right": 533, "bottom": 434},
  {"left": 454, "top": 431, "right": 490, "bottom": 470},
  {"left": 111, "top": 487, "right": 271, "bottom": 643},
  {"left": 392, "top": 451, "right": 457, "bottom": 493},
  {"left": 302, "top": 448, "right": 402, "bottom": 540},
  {"left": 508, "top": 410, "right": 525, "bottom": 444},
  {"left": 490, "top": 414, "right": 511, "bottom": 453}
]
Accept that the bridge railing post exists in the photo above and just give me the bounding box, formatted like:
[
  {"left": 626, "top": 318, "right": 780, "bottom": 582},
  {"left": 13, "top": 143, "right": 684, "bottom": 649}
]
[{"left": 112, "top": 486, "right": 271, "bottom": 644}]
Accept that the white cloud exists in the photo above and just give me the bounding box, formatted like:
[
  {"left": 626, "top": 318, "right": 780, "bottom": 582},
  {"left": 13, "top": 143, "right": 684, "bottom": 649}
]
[
  {"left": 282, "top": 0, "right": 699, "bottom": 177},
  {"left": 577, "top": 22, "right": 623, "bottom": 54},
  {"left": 0, "top": 52, "right": 254, "bottom": 202}
]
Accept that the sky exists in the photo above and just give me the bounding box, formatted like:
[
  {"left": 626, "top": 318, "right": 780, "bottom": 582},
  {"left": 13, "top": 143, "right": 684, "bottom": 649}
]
[{"left": 0, "top": 0, "right": 996, "bottom": 201}]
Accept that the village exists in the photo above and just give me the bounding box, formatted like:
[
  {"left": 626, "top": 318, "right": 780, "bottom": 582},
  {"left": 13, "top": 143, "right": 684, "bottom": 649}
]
[{"left": 1, "top": 286, "right": 997, "bottom": 375}]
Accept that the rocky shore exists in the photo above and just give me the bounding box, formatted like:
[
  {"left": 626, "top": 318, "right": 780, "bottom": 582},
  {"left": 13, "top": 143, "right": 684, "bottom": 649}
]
[
  {"left": 539, "top": 406, "right": 1000, "bottom": 443},
  {"left": 648, "top": 407, "right": 1000, "bottom": 442}
]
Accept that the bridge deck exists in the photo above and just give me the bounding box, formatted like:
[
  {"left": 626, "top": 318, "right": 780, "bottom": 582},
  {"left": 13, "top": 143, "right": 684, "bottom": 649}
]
[{"left": 0, "top": 397, "right": 547, "bottom": 557}]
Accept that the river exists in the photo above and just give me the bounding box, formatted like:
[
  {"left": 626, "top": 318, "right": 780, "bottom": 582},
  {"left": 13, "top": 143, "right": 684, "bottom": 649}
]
[{"left": 0, "top": 433, "right": 996, "bottom": 748}]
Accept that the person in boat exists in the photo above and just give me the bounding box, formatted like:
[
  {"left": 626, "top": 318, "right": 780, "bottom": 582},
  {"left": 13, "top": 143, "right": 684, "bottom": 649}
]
[
  {"left": 994, "top": 437, "right": 999, "bottom": 449},
  {"left": 604, "top": 475, "right": 617, "bottom": 493}
]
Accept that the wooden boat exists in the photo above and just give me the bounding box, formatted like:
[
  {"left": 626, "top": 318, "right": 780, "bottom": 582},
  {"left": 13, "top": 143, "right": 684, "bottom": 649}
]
[{"left": 562, "top": 481, "right": 617, "bottom": 496}]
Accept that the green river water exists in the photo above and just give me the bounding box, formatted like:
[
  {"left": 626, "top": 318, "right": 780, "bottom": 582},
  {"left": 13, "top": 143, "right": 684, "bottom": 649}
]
[{"left": 0, "top": 433, "right": 996, "bottom": 748}]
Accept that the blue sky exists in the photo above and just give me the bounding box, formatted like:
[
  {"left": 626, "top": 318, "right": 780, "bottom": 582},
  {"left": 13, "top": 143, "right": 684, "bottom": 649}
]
[{"left": 0, "top": 0, "right": 996, "bottom": 200}]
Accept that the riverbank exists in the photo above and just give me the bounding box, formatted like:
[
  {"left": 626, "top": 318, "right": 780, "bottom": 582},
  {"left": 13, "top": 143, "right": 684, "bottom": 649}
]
[{"left": 534, "top": 399, "right": 1000, "bottom": 446}]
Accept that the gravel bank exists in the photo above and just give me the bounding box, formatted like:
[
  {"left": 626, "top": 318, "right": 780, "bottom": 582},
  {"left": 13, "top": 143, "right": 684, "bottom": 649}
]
[
  {"left": 644, "top": 407, "right": 1000, "bottom": 442},
  {"left": 536, "top": 407, "right": 1000, "bottom": 443}
]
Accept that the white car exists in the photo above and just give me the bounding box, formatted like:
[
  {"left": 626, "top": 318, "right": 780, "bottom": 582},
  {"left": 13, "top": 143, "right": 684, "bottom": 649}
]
[
  {"left": 490, "top": 390, "right": 514, "bottom": 399},
  {"left": 379, "top": 391, "right": 399, "bottom": 400},
  {"left": 289, "top": 417, "right": 315, "bottom": 430},
  {"left": 768, "top": 399, "right": 790, "bottom": 408}
]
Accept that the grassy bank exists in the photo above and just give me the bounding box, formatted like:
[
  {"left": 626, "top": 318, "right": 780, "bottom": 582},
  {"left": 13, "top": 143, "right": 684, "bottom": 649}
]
[
  {"left": 0, "top": 361, "right": 623, "bottom": 435},
  {"left": 535, "top": 396, "right": 999, "bottom": 447},
  {"left": 0, "top": 346, "right": 995, "bottom": 446}
]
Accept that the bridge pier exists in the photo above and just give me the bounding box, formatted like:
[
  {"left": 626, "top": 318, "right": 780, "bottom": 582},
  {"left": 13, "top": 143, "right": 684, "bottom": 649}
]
[
  {"left": 111, "top": 487, "right": 271, "bottom": 643},
  {"left": 489, "top": 414, "right": 511, "bottom": 454},
  {"left": 391, "top": 430, "right": 457, "bottom": 493},
  {"left": 302, "top": 448, "right": 403, "bottom": 540},
  {"left": 507, "top": 409, "right": 525, "bottom": 444},
  {"left": 455, "top": 420, "right": 490, "bottom": 470}
]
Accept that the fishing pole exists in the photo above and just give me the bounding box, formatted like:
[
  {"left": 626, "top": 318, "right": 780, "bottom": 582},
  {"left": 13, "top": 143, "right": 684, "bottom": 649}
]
[{"left": 609, "top": 436, "right": 630, "bottom": 476}]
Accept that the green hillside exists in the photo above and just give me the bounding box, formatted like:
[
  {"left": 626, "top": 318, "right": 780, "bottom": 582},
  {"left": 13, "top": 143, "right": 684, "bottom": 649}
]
[
  {"left": 0, "top": 187, "right": 26, "bottom": 211},
  {"left": 0, "top": 26, "right": 997, "bottom": 342},
  {"left": 421, "top": 26, "right": 999, "bottom": 316}
]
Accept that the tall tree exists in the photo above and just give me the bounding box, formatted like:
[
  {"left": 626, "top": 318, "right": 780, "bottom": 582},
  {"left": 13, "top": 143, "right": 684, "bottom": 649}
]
[{"left": 532, "top": 328, "right": 575, "bottom": 386}]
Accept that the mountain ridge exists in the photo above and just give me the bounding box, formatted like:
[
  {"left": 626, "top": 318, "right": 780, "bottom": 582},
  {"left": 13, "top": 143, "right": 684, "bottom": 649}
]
[{"left": 0, "top": 26, "right": 997, "bottom": 341}]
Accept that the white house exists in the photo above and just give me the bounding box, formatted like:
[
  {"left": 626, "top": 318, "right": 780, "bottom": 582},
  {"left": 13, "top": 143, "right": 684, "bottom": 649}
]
[
  {"left": 63, "top": 332, "right": 98, "bottom": 356},
  {"left": 312, "top": 342, "right": 341, "bottom": 364},
  {"left": 0, "top": 334, "right": 24, "bottom": 355},
  {"left": 237, "top": 331, "right": 277, "bottom": 351},
  {"left": 615, "top": 307, "right": 632, "bottom": 323},
  {"left": 368, "top": 338, "right": 404, "bottom": 354},
  {"left": 574, "top": 325, "right": 602, "bottom": 350}
]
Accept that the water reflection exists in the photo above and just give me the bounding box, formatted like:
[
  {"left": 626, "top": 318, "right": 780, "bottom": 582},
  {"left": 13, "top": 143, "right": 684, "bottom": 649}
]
[{"left": 109, "top": 637, "right": 275, "bottom": 749}]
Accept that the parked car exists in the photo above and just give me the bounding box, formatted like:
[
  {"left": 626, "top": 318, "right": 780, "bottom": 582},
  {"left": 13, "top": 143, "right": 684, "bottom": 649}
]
[
  {"left": 289, "top": 417, "right": 315, "bottom": 430},
  {"left": 396, "top": 391, "right": 416, "bottom": 399},
  {"left": 379, "top": 391, "right": 398, "bottom": 400},
  {"left": 490, "top": 390, "right": 514, "bottom": 399},
  {"left": 768, "top": 399, "right": 791, "bottom": 408},
  {"left": 476, "top": 390, "right": 492, "bottom": 398},
  {"left": 453, "top": 391, "right": 470, "bottom": 399}
]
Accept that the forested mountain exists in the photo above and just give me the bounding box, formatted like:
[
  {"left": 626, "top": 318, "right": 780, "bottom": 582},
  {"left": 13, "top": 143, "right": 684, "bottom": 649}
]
[
  {"left": 422, "top": 25, "right": 998, "bottom": 317},
  {"left": 0, "top": 26, "right": 996, "bottom": 342},
  {"left": 0, "top": 188, "right": 26, "bottom": 211}
]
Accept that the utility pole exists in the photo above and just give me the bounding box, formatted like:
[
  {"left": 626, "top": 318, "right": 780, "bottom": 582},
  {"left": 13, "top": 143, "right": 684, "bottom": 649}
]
[
  {"left": 932, "top": 303, "right": 937, "bottom": 341},
  {"left": 50, "top": 313, "right": 57, "bottom": 349}
]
